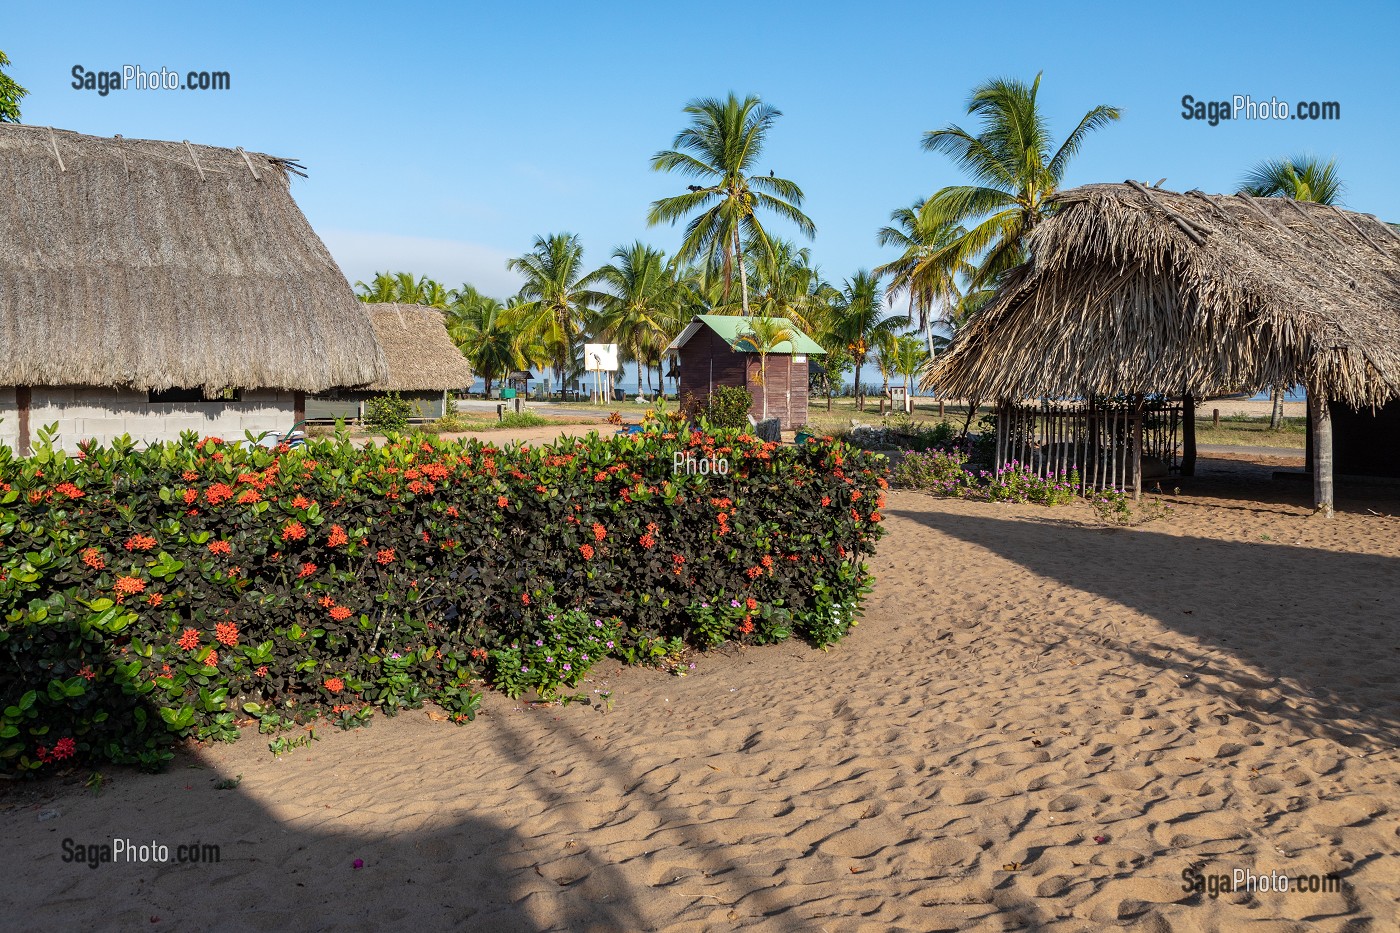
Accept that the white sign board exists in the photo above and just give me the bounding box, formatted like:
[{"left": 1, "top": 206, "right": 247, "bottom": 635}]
[{"left": 583, "top": 344, "right": 619, "bottom": 372}]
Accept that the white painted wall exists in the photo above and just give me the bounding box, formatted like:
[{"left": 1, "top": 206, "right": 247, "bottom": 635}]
[{"left": 7, "top": 387, "right": 296, "bottom": 453}]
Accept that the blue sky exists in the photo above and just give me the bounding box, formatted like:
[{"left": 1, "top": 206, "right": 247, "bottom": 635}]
[{"left": 8, "top": 1, "right": 1400, "bottom": 301}]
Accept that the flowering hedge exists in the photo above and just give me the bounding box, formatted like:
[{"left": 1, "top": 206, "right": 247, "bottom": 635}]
[{"left": 0, "top": 425, "right": 886, "bottom": 775}]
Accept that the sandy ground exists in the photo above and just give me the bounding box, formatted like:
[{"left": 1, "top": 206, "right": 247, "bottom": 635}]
[{"left": 3, "top": 459, "right": 1398, "bottom": 932}]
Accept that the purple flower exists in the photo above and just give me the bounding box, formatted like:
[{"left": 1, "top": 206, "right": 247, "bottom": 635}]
[
  {"left": 606, "top": 641, "right": 615, "bottom": 649},
  {"left": 545, "top": 656, "right": 553, "bottom": 663},
  {"left": 534, "top": 639, "right": 544, "bottom": 647},
  {"left": 548, "top": 614, "right": 556, "bottom": 621},
  {"left": 730, "top": 600, "right": 741, "bottom": 608},
  {"left": 521, "top": 666, "right": 529, "bottom": 673},
  {"left": 581, "top": 654, "right": 589, "bottom": 661},
  {"left": 593, "top": 619, "right": 603, "bottom": 628},
  {"left": 562, "top": 663, "right": 571, "bottom": 671}
]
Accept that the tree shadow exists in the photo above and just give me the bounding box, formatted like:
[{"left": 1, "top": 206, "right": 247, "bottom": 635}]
[
  {"left": 1, "top": 740, "right": 649, "bottom": 932},
  {"left": 888, "top": 505, "right": 1400, "bottom": 752}
]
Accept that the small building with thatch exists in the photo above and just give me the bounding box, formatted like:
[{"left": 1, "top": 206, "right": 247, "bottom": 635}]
[
  {"left": 665, "top": 314, "right": 826, "bottom": 430},
  {"left": 926, "top": 182, "right": 1400, "bottom": 514},
  {"left": 0, "top": 125, "right": 387, "bottom": 453},
  {"left": 306, "top": 304, "right": 474, "bottom": 421}
]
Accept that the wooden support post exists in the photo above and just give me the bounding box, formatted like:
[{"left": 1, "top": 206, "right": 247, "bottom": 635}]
[
  {"left": 938, "top": 400, "right": 945, "bottom": 419},
  {"left": 1212, "top": 408, "right": 1220, "bottom": 428},
  {"left": 1182, "top": 394, "right": 1197, "bottom": 476},
  {"left": 16, "top": 386, "right": 31, "bottom": 456},
  {"left": 293, "top": 391, "right": 305, "bottom": 427},
  {"left": 1310, "top": 393, "right": 1334, "bottom": 517},
  {"left": 1132, "top": 397, "right": 1144, "bottom": 500}
]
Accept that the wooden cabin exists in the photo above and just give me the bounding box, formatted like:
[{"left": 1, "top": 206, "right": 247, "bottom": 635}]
[{"left": 665, "top": 315, "right": 826, "bottom": 430}]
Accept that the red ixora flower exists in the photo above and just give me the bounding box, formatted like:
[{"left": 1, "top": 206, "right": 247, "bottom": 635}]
[
  {"left": 327, "top": 525, "right": 349, "bottom": 547},
  {"left": 236, "top": 489, "right": 261, "bottom": 505},
  {"left": 214, "top": 621, "right": 239, "bottom": 647},
  {"left": 50, "top": 737, "right": 77, "bottom": 761},
  {"left": 821, "top": 496, "right": 831, "bottom": 507},
  {"left": 54, "top": 482, "right": 84, "bottom": 500},
  {"left": 177, "top": 628, "right": 201, "bottom": 650},
  {"left": 329, "top": 605, "right": 352, "bottom": 621},
  {"left": 255, "top": 665, "right": 268, "bottom": 677},
  {"left": 292, "top": 495, "right": 311, "bottom": 509},
  {"left": 124, "top": 534, "right": 157, "bottom": 552},
  {"left": 520, "top": 592, "right": 530, "bottom": 605},
  {"left": 639, "top": 533, "right": 656, "bottom": 549},
  {"left": 592, "top": 523, "right": 607, "bottom": 542},
  {"left": 78, "top": 665, "right": 96, "bottom": 681},
  {"left": 298, "top": 562, "right": 317, "bottom": 578},
  {"left": 205, "top": 649, "right": 219, "bottom": 666},
  {"left": 375, "top": 549, "right": 395, "bottom": 565},
  {"left": 181, "top": 470, "right": 198, "bottom": 482},
  {"left": 324, "top": 677, "right": 344, "bottom": 694},
  {"left": 207, "top": 539, "right": 232, "bottom": 556},
  {"left": 497, "top": 496, "right": 509, "bottom": 509},
  {"left": 205, "top": 483, "right": 234, "bottom": 506},
  {"left": 146, "top": 592, "right": 163, "bottom": 607},
  {"left": 114, "top": 576, "right": 146, "bottom": 596},
  {"left": 281, "top": 521, "right": 307, "bottom": 542},
  {"left": 579, "top": 543, "right": 595, "bottom": 560},
  {"left": 81, "top": 547, "right": 105, "bottom": 570},
  {"left": 445, "top": 505, "right": 459, "bottom": 518}
]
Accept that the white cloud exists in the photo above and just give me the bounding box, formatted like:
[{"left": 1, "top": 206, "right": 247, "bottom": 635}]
[{"left": 320, "top": 229, "right": 523, "bottom": 299}]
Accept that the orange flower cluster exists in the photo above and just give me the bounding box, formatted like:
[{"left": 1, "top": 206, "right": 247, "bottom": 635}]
[
  {"left": 214, "top": 621, "right": 239, "bottom": 647},
  {"left": 591, "top": 523, "right": 607, "bottom": 542},
  {"left": 207, "top": 540, "right": 232, "bottom": 555},
  {"left": 177, "top": 628, "right": 201, "bottom": 650},
  {"left": 114, "top": 575, "right": 146, "bottom": 596},
  {"left": 497, "top": 496, "right": 509, "bottom": 509},
  {"left": 236, "top": 489, "right": 261, "bottom": 505},
  {"left": 124, "top": 534, "right": 157, "bottom": 552},
  {"left": 81, "top": 547, "right": 105, "bottom": 570},
  {"left": 54, "top": 482, "right": 85, "bottom": 500},
  {"left": 298, "top": 562, "right": 317, "bottom": 578},
  {"left": 329, "top": 605, "right": 352, "bottom": 621},
  {"left": 146, "top": 592, "right": 163, "bottom": 607},
  {"left": 292, "top": 495, "right": 311, "bottom": 509},
  {"left": 183, "top": 489, "right": 198, "bottom": 505},
  {"left": 281, "top": 521, "right": 307, "bottom": 542},
  {"left": 205, "top": 483, "right": 235, "bottom": 506},
  {"left": 579, "top": 543, "right": 595, "bottom": 560},
  {"left": 324, "top": 677, "right": 344, "bottom": 694},
  {"left": 327, "top": 524, "right": 349, "bottom": 547},
  {"left": 375, "top": 549, "right": 396, "bottom": 565},
  {"left": 182, "top": 470, "right": 198, "bottom": 482}
]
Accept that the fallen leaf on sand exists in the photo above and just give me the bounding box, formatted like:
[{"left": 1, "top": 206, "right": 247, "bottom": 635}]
[{"left": 1002, "top": 862, "right": 1022, "bottom": 872}]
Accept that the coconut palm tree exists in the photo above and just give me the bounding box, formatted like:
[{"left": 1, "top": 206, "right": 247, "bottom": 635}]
[
  {"left": 1241, "top": 155, "right": 1344, "bottom": 427},
  {"left": 892, "top": 335, "right": 929, "bottom": 409},
  {"left": 507, "top": 233, "right": 602, "bottom": 397},
  {"left": 921, "top": 74, "right": 1121, "bottom": 288},
  {"left": 875, "top": 200, "right": 974, "bottom": 356},
  {"left": 831, "top": 271, "right": 898, "bottom": 412},
  {"left": 747, "top": 238, "right": 838, "bottom": 337},
  {"left": 590, "top": 242, "right": 682, "bottom": 396},
  {"left": 444, "top": 286, "right": 521, "bottom": 396},
  {"left": 648, "top": 93, "right": 815, "bottom": 315},
  {"left": 353, "top": 272, "right": 446, "bottom": 306},
  {"left": 354, "top": 272, "right": 401, "bottom": 303},
  {"left": 734, "top": 314, "right": 796, "bottom": 421}
]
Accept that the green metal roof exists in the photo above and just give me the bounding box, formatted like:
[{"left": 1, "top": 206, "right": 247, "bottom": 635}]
[{"left": 688, "top": 314, "right": 826, "bottom": 355}]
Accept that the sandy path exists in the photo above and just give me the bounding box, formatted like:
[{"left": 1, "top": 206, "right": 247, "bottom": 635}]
[{"left": 3, "top": 469, "right": 1398, "bottom": 931}]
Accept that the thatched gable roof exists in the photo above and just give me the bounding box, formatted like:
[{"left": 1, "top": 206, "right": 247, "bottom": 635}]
[
  {"left": 364, "top": 304, "right": 473, "bottom": 391},
  {"left": 926, "top": 183, "right": 1400, "bottom": 407},
  {"left": 0, "top": 125, "right": 387, "bottom": 392}
]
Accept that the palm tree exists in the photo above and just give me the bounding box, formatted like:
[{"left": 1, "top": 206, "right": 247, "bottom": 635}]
[
  {"left": 648, "top": 93, "right": 815, "bottom": 315},
  {"left": 875, "top": 201, "right": 973, "bottom": 356},
  {"left": 1241, "top": 155, "right": 1343, "bottom": 427},
  {"left": 507, "top": 233, "right": 601, "bottom": 397},
  {"left": 353, "top": 271, "right": 446, "bottom": 305},
  {"left": 734, "top": 314, "right": 796, "bottom": 421},
  {"left": 590, "top": 242, "right": 681, "bottom": 396},
  {"left": 921, "top": 74, "right": 1121, "bottom": 288},
  {"left": 891, "top": 335, "right": 929, "bottom": 411},
  {"left": 444, "top": 286, "right": 521, "bottom": 396},
  {"left": 747, "top": 238, "right": 838, "bottom": 337},
  {"left": 831, "top": 271, "right": 898, "bottom": 412}
]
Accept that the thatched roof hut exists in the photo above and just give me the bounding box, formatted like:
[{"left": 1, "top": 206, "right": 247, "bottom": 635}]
[
  {"left": 363, "top": 304, "right": 473, "bottom": 391},
  {"left": 927, "top": 182, "right": 1400, "bottom": 407},
  {"left": 0, "top": 124, "right": 387, "bottom": 393},
  {"left": 925, "top": 182, "right": 1400, "bottom": 513}
]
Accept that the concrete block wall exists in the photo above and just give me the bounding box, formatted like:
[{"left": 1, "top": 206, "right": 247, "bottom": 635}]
[
  {"left": 18, "top": 387, "right": 296, "bottom": 452},
  {"left": 0, "top": 387, "right": 18, "bottom": 452}
]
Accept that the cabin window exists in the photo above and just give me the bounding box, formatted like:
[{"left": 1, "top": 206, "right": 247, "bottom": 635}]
[{"left": 147, "top": 388, "right": 242, "bottom": 403}]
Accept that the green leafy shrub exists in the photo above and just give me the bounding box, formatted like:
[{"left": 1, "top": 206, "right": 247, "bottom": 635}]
[
  {"left": 700, "top": 386, "right": 754, "bottom": 429},
  {"left": 0, "top": 425, "right": 885, "bottom": 775},
  {"left": 364, "top": 392, "right": 414, "bottom": 433},
  {"left": 496, "top": 411, "right": 549, "bottom": 429},
  {"left": 890, "top": 447, "right": 976, "bottom": 496}
]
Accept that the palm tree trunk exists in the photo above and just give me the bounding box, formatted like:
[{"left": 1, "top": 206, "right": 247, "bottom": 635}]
[
  {"left": 1269, "top": 385, "right": 1284, "bottom": 430},
  {"left": 735, "top": 227, "right": 750, "bottom": 316},
  {"left": 854, "top": 360, "right": 863, "bottom": 412},
  {"left": 760, "top": 354, "right": 768, "bottom": 419}
]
